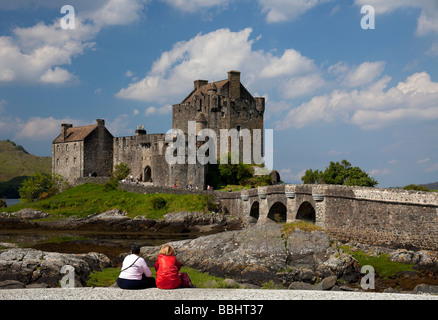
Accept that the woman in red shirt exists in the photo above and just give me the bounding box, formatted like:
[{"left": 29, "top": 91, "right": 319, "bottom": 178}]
[{"left": 154, "top": 245, "right": 182, "bottom": 289}]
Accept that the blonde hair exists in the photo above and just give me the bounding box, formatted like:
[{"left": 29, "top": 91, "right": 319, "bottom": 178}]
[{"left": 159, "top": 245, "right": 175, "bottom": 256}]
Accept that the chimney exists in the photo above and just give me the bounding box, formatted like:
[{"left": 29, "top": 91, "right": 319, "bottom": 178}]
[
  {"left": 194, "top": 80, "right": 208, "bottom": 91},
  {"left": 61, "top": 123, "right": 73, "bottom": 142},
  {"left": 96, "top": 119, "right": 105, "bottom": 127},
  {"left": 228, "top": 70, "right": 240, "bottom": 99}
]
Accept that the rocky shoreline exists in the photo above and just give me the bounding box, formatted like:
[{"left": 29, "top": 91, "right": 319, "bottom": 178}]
[{"left": 1, "top": 208, "right": 438, "bottom": 295}]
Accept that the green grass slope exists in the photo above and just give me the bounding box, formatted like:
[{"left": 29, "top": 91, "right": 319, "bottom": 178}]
[{"left": 0, "top": 140, "right": 51, "bottom": 198}]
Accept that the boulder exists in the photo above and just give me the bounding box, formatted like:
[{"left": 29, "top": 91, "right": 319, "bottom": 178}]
[
  {"left": 315, "top": 275, "right": 338, "bottom": 290},
  {"left": 413, "top": 284, "right": 438, "bottom": 295},
  {"left": 0, "top": 280, "right": 25, "bottom": 289},
  {"left": 11, "top": 208, "right": 49, "bottom": 220},
  {"left": 0, "top": 248, "right": 111, "bottom": 288},
  {"left": 288, "top": 282, "right": 315, "bottom": 290}
]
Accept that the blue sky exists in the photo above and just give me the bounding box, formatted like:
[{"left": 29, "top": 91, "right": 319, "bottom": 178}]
[{"left": 0, "top": 0, "right": 437, "bottom": 188}]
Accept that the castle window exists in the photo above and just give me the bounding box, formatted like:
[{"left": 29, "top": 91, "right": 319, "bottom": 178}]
[
  {"left": 56, "top": 159, "right": 59, "bottom": 166},
  {"left": 74, "top": 157, "right": 77, "bottom": 165},
  {"left": 57, "top": 145, "right": 60, "bottom": 152},
  {"left": 65, "top": 158, "right": 69, "bottom": 165},
  {"left": 237, "top": 126, "right": 241, "bottom": 132},
  {"left": 66, "top": 145, "right": 69, "bottom": 151},
  {"left": 74, "top": 143, "right": 77, "bottom": 151}
]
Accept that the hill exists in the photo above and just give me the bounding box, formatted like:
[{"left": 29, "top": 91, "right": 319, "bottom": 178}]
[
  {"left": 421, "top": 182, "right": 438, "bottom": 190},
  {"left": 0, "top": 140, "right": 51, "bottom": 198}
]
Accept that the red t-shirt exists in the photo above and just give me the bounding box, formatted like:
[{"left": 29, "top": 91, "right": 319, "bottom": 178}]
[{"left": 154, "top": 254, "right": 182, "bottom": 289}]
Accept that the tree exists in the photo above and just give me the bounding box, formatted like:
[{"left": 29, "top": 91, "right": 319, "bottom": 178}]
[
  {"left": 301, "top": 160, "right": 378, "bottom": 187},
  {"left": 19, "top": 172, "right": 66, "bottom": 202},
  {"left": 217, "top": 154, "right": 252, "bottom": 185},
  {"left": 105, "top": 162, "right": 131, "bottom": 190},
  {"left": 301, "top": 169, "right": 323, "bottom": 184}
]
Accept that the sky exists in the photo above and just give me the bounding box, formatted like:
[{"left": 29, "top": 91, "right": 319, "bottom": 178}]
[{"left": 0, "top": 0, "right": 437, "bottom": 188}]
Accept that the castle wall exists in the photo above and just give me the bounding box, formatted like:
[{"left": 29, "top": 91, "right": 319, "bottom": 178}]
[
  {"left": 52, "top": 141, "right": 84, "bottom": 184},
  {"left": 83, "top": 127, "right": 113, "bottom": 178}
]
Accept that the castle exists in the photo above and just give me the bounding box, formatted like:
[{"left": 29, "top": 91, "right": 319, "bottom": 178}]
[{"left": 52, "top": 71, "right": 265, "bottom": 189}]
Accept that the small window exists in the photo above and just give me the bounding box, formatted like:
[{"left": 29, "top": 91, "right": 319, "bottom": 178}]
[
  {"left": 56, "top": 159, "right": 60, "bottom": 166},
  {"left": 57, "top": 145, "right": 60, "bottom": 152},
  {"left": 74, "top": 157, "right": 77, "bottom": 165},
  {"left": 65, "top": 158, "right": 69, "bottom": 165},
  {"left": 74, "top": 143, "right": 77, "bottom": 151},
  {"left": 66, "top": 145, "right": 69, "bottom": 151}
]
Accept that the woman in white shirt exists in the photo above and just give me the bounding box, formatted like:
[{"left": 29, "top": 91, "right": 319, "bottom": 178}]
[{"left": 117, "top": 243, "right": 156, "bottom": 289}]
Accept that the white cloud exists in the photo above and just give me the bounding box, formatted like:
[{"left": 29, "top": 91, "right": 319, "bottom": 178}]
[
  {"left": 417, "top": 157, "right": 430, "bottom": 164},
  {"left": 276, "top": 71, "right": 438, "bottom": 130},
  {"left": 342, "top": 61, "right": 386, "bottom": 87},
  {"left": 258, "top": 0, "right": 331, "bottom": 23},
  {"left": 0, "top": 0, "right": 148, "bottom": 85},
  {"left": 161, "top": 0, "right": 226, "bottom": 13},
  {"left": 116, "top": 28, "right": 324, "bottom": 103},
  {"left": 144, "top": 105, "right": 172, "bottom": 116},
  {"left": 279, "top": 168, "right": 306, "bottom": 183},
  {"left": 14, "top": 116, "right": 81, "bottom": 141},
  {"left": 369, "top": 168, "right": 391, "bottom": 176},
  {"left": 40, "top": 67, "right": 76, "bottom": 84}
]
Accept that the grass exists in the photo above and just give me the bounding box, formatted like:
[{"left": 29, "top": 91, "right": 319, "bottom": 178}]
[
  {"left": 340, "top": 246, "right": 416, "bottom": 278},
  {"left": 281, "top": 220, "right": 323, "bottom": 236},
  {"left": 3, "top": 183, "right": 214, "bottom": 220},
  {"left": 86, "top": 266, "right": 239, "bottom": 288}
]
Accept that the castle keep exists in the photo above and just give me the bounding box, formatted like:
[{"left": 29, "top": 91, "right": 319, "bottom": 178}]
[{"left": 52, "top": 71, "right": 265, "bottom": 189}]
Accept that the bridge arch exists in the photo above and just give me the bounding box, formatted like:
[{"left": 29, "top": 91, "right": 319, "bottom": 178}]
[
  {"left": 295, "top": 201, "right": 316, "bottom": 224},
  {"left": 249, "top": 201, "right": 260, "bottom": 223},
  {"left": 267, "top": 202, "right": 287, "bottom": 223}
]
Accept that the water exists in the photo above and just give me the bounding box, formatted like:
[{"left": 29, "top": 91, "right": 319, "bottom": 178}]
[
  {"left": 4, "top": 198, "right": 20, "bottom": 207},
  {"left": 0, "top": 230, "right": 196, "bottom": 263}
]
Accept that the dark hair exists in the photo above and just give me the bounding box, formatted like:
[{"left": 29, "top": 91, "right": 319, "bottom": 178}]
[{"left": 130, "top": 243, "right": 141, "bottom": 254}]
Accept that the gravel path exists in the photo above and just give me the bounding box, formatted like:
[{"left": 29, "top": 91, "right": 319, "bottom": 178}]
[{"left": 0, "top": 287, "right": 437, "bottom": 300}]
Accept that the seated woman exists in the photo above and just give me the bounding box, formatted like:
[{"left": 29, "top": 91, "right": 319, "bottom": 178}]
[
  {"left": 154, "top": 245, "right": 183, "bottom": 289},
  {"left": 117, "top": 243, "right": 156, "bottom": 290}
]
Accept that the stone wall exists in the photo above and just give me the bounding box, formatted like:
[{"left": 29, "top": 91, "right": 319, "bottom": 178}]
[{"left": 318, "top": 185, "right": 438, "bottom": 250}]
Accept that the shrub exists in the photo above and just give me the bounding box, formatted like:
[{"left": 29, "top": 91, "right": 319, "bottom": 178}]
[{"left": 151, "top": 196, "right": 167, "bottom": 210}]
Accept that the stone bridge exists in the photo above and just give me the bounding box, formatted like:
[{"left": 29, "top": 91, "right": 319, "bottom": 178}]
[{"left": 217, "top": 184, "right": 438, "bottom": 251}]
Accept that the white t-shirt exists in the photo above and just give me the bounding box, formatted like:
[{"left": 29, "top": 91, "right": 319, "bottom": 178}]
[{"left": 119, "top": 254, "right": 152, "bottom": 280}]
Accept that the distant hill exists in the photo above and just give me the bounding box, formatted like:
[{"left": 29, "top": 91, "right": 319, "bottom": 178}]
[
  {"left": 0, "top": 140, "right": 51, "bottom": 198},
  {"left": 421, "top": 182, "right": 438, "bottom": 190}
]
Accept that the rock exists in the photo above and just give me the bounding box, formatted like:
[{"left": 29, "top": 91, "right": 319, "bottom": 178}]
[
  {"left": 413, "top": 284, "right": 438, "bottom": 295},
  {"left": 0, "top": 242, "right": 18, "bottom": 249},
  {"left": 11, "top": 208, "right": 49, "bottom": 220},
  {"left": 0, "top": 248, "right": 111, "bottom": 288},
  {"left": 286, "top": 229, "right": 331, "bottom": 266},
  {"left": 87, "top": 209, "right": 128, "bottom": 221},
  {"left": 288, "top": 282, "right": 315, "bottom": 290},
  {"left": 315, "top": 275, "right": 338, "bottom": 291},
  {"left": 383, "top": 287, "right": 399, "bottom": 293},
  {"left": 223, "top": 278, "right": 238, "bottom": 288},
  {"left": 0, "top": 199, "right": 6, "bottom": 208},
  {"left": 389, "top": 249, "right": 436, "bottom": 267},
  {"left": 317, "top": 252, "right": 360, "bottom": 283},
  {"left": 239, "top": 283, "right": 261, "bottom": 289},
  {"left": 0, "top": 280, "right": 25, "bottom": 289},
  {"left": 141, "top": 224, "right": 360, "bottom": 287}
]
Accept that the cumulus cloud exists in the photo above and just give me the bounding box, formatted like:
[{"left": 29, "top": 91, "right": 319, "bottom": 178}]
[
  {"left": 160, "top": 0, "right": 227, "bottom": 13},
  {"left": 116, "top": 28, "right": 324, "bottom": 103},
  {"left": 276, "top": 72, "right": 438, "bottom": 130},
  {"left": 258, "top": 0, "right": 331, "bottom": 23},
  {"left": 0, "top": 0, "right": 148, "bottom": 85}
]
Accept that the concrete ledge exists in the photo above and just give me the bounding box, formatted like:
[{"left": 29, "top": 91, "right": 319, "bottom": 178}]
[{"left": 0, "top": 287, "right": 437, "bottom": 300}]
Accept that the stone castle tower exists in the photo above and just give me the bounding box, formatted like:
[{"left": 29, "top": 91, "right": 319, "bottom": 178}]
[{"left": 52, "top": 71, "right": 265, "bottom": 189}]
